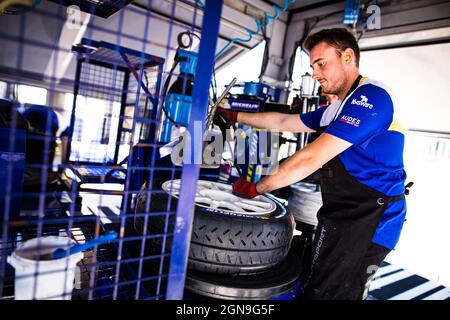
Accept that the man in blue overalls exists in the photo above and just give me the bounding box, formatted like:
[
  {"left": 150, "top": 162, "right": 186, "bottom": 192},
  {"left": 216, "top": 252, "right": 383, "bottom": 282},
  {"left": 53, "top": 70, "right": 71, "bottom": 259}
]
[{"left": 214, "top": 28, "right": 411, "bottom": 300}]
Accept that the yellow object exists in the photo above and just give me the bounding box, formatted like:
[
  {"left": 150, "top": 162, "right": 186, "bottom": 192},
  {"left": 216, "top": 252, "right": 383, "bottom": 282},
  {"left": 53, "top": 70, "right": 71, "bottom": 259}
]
[
  {"left": 358, "top": 77, "right": 367, "bottom": 86},
  {"left": 388, "top": 121, "right": 406, "bottom": 133},
  {"left": 246, "top": 164, "right": 253, "bottom": 182},
  {"left": 0, "top": 0, "right": 34, "bottom": 14}
]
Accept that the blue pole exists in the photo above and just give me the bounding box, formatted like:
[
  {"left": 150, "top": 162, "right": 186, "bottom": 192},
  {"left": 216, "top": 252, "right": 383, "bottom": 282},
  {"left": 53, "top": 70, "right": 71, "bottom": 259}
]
[{"left": 165, "top": 0, "right": 223, "bottom": 300}]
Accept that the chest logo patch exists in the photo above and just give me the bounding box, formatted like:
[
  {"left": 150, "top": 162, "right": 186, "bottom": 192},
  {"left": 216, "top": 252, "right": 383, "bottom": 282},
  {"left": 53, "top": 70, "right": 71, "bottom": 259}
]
[
  {"left": 351, "top": 95, "right": 374, "bottom": 109},
  {"left": 339, "top": 115, "right": 361, "bottom": 127}
]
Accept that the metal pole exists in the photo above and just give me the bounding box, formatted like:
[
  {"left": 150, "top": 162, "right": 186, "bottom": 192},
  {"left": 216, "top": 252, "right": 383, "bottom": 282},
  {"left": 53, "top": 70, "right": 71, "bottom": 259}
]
[
  {"left": 300, "top": 97, "right": 308, "bottom": 149},
  {"left": 66, "top": 57, "right": 83, "bottom": 163},
  {"left": 165, "top": 0, "right": 223, "bottom": 300},
  {"left": 205, "top": 77, "right": 237, "bottom": 130}
]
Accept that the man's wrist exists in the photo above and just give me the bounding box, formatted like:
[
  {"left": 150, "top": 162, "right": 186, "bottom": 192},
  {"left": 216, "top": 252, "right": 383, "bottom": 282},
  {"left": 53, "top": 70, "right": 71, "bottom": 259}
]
[{"left": 235, "top": 111, "right": 240, "bottom": 123}]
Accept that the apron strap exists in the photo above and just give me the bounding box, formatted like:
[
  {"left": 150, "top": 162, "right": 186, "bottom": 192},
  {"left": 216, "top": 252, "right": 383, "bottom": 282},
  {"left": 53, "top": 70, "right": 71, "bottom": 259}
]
[{"left": 377, "top": 181, "right": 414, "bottom": 205}]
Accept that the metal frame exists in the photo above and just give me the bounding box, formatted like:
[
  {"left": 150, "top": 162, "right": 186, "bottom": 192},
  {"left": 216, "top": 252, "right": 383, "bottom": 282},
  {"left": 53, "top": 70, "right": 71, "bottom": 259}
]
[
  {"left": 166, "top": 0, "right": 224, "bottom": 300},
  {"left": 0, "top": 0, "right": 234, "bottom": 301},
  {"left": 47, "top": 0, "right": 134, "bottom": 18},
  {"left": 67, "top": 58, "right": 131, "bottom": 165},
  {"left": 67, "top": 40, "right": 165, "bottom": 166}
]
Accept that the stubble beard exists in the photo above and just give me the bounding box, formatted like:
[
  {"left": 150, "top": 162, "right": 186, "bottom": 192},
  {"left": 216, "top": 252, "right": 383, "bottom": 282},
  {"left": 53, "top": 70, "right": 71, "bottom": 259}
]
[{"left": 324, "top": 74, "right": 348, "bottom": 97}]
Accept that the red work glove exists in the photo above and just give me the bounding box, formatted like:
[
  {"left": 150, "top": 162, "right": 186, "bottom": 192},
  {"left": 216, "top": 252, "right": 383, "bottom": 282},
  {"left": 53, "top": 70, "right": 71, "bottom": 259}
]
[
  {"left": 213, "top": 107, "right": 238, "bottom": 127},
  {"left": 232, "top": 178, "right": 260, "bottom": 199}
]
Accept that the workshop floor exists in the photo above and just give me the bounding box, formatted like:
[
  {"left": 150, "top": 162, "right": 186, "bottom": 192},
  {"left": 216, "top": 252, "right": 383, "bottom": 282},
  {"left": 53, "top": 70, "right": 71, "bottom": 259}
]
[{"left": 368, "top": 261, "right": 450, "bottom": 300}]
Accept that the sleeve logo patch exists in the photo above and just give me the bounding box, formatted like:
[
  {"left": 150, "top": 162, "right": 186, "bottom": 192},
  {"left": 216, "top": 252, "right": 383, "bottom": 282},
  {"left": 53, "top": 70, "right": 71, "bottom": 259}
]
[
  {"left": 339, "top": 115, "right": 361, "bottom": 127},
  {"left": 351, "top": 95, "right": 373, "bottom": 109}
]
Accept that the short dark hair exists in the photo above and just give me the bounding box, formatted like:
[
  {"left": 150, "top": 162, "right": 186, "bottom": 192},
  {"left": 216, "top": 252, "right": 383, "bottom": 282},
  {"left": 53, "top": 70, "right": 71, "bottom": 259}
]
[{"left": 303, "top": 28, "right": 360, "bottom": 67}]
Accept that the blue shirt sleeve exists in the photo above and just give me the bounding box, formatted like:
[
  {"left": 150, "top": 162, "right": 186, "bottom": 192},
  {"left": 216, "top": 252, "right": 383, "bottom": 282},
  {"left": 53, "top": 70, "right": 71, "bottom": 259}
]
[
  {"left": 325, "top": 84, "right": 393, "bottom": 146},
  {"left": 299, "top": 107, "right": 327, "bottom": 131}
]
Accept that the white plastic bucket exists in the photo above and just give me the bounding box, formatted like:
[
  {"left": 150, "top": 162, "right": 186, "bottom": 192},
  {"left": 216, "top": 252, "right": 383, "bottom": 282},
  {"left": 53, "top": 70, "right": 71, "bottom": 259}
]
[{"left": 7, "top": 236, "right": 83, "bottom": 300}]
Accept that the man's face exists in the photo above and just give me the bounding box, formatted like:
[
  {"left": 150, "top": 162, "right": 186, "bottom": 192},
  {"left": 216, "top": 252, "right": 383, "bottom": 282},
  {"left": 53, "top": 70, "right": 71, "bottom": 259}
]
[{"left": 310, "top": 42, "right": 348, "bottom": 96}]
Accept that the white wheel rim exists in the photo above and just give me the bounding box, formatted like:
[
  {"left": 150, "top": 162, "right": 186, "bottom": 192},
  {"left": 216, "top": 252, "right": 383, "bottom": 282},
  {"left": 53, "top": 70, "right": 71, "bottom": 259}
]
[{"left": 161, "top": 179, "right": 277, "bottom": 216}]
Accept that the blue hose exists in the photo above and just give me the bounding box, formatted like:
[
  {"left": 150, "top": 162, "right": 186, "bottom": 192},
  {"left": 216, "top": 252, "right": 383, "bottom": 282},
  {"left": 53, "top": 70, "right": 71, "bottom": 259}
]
[
  {"left": 52, "top": 232, "right": 118, "bottom": 259},
  {"left": 215, "top": 0, "right": 295, "bottom": 60}
]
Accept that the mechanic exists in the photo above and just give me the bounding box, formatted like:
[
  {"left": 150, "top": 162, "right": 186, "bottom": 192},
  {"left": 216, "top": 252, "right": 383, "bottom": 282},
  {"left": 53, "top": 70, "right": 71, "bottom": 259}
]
[{"left": 213, "top": 28, "right": 411, "bottom": 300}]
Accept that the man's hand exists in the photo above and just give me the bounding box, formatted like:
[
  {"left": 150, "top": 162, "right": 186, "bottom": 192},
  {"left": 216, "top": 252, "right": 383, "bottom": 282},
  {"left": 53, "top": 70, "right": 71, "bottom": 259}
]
[
  {"left": 256, "top": 133, "right": 352, "bottom": 194},
  {"left": 213, "top": 107, "right": 238, "bottom": 127},
  {"left": 232, "top": 178, "right": 260, "bottom": 199}
]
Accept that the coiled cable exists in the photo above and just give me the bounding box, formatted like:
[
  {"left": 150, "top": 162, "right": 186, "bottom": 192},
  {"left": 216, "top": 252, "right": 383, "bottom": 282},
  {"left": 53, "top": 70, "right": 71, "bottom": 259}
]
[{"left": 215, "top": 0, "right": 295, "bottom": 60}]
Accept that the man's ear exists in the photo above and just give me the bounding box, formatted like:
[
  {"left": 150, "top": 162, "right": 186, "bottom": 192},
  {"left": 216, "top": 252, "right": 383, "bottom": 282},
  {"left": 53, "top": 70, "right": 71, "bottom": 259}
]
[{"left": 343, "top": 48, "right": 355, "bottom": 63}]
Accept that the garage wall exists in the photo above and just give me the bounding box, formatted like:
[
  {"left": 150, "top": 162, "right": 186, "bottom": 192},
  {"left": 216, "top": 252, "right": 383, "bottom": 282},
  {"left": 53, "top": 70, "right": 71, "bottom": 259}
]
[
  {"left": 359, "top": 41, "right": 450, "bottom": 286},
  {"left": 359, "top": 42, "right": 450, "bottom": 133},
  {"left": 280, "top": 0, "right": 450, "bottom": 102}
]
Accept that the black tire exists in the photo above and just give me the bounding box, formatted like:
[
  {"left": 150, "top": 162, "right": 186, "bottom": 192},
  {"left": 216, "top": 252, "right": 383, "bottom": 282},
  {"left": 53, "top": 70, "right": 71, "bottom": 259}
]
[
  {"left": 134, "top": 180, "right": 294, "bottom": 276},
  {"left": 185, "top": 251, "right": 302, "bottom": 300}
]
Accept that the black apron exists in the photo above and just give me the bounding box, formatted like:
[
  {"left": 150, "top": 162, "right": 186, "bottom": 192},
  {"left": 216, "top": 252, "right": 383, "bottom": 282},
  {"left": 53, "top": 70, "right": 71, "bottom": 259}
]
[{"left": 302, "top": 76, "right": 412, "bottom": 300}]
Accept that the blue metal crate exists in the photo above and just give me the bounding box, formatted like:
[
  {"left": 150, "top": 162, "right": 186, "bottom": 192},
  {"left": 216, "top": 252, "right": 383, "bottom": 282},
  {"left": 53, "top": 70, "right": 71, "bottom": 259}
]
[{"left": 0, "top": 0, "right": 224, "bottom": 300}]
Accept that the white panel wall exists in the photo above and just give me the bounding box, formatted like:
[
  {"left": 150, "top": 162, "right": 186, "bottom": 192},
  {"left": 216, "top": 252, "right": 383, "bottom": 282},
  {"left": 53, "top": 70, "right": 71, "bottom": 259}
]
[{"left": 360, "top": 42, "right": 450, "bottom": 133}]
